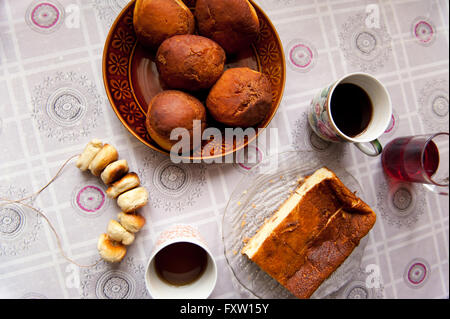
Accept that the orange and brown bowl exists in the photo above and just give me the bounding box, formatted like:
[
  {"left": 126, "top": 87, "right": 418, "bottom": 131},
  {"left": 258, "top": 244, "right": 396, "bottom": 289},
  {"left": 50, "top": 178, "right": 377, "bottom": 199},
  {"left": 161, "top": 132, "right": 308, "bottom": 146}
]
[{"left": 102, "top": 0, "right": 286, "bottom": 161}]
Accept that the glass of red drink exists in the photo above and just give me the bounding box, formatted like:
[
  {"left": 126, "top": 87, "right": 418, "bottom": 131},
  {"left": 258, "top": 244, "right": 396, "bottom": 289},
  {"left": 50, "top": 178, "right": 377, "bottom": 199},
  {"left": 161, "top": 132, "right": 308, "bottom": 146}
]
[{"left": 382, "top": 133, "right": 449, "bottom": 190}]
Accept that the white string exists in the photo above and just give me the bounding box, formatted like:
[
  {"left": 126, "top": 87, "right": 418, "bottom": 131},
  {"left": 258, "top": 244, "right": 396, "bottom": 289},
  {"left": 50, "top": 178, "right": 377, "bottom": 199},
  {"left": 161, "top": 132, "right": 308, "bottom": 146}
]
[{"left": 0, "top": 154, "right": 102, "bottom": 268}]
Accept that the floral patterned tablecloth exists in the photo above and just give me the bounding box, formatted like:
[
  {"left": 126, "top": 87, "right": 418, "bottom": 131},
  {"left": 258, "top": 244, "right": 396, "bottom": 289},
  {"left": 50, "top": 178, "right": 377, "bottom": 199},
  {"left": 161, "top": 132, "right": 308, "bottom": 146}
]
[{"left": 0, "top": 0, "right": 448, "bottom": 299}]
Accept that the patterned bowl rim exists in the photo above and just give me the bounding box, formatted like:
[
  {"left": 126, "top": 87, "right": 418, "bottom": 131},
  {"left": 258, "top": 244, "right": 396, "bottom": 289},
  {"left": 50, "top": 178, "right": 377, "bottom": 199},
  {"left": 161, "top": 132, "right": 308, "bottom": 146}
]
[{"left": 102, "top": 0, "right": 286, "bottom": 160}]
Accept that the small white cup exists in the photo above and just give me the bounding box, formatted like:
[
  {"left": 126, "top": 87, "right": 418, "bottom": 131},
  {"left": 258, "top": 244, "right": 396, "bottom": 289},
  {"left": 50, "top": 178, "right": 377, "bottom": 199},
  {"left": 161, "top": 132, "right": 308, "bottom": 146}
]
[{"left": 145, "top": 224, "right": 217, "bottom": 299}]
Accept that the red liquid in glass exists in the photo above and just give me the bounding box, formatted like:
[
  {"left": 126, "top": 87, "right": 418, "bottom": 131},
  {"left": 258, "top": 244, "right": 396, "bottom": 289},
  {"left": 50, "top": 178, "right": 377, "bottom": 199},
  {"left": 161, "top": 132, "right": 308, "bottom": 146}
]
[{"left": 382, "top": 136, "right": 440, "bottom": 183}]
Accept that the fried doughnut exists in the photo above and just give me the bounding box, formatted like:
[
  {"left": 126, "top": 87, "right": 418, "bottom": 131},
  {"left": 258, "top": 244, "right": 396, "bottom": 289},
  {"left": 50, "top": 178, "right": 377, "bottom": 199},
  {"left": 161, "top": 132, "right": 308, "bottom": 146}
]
[
  {"left": 206, "top": 67, "right": 272, "bottom": 127},
  {"left": 156, "top": 35, "right": 226, "bottom": 91},
  {"left": 195, "top": 0, "right": 260, "bottom": 54},
  {"left": 145, "top": 90, "right": 207, "bottom": 152},
  {"left": 133, "top": 0, "right": 195, "bottom": 50}
]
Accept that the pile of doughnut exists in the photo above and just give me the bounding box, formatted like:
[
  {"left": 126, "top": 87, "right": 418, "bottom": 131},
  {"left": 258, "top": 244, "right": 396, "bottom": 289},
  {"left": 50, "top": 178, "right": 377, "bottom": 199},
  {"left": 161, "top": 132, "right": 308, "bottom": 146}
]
[
  {"left": 76, "top": 139, "right": 149, "bottom": 263},
  {"left": 133, "top": 0, "right": 272, "bottom": 153}
]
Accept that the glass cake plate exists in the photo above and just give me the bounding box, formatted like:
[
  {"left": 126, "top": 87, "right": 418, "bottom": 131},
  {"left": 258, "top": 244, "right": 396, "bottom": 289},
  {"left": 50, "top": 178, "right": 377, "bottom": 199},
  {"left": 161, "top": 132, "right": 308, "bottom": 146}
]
[{"left": 222, "top": 151, "right": 369, "bottom": 299}]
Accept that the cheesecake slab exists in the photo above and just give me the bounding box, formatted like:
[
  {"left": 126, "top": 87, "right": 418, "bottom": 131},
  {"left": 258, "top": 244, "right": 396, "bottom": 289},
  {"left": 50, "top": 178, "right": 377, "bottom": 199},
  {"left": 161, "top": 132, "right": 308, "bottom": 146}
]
[{"left": 241, "top": 167, "right": 376, "bottom": 299}]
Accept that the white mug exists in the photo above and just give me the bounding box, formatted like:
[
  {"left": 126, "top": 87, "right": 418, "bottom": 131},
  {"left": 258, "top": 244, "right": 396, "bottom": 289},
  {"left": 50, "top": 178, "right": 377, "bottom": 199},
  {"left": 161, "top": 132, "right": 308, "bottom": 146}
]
[
  {"left": 145, "top": 224, "right": 217, "bottom": 299},
  {"left": 308, "top": 72, "right": 392, "bottom": 156}
]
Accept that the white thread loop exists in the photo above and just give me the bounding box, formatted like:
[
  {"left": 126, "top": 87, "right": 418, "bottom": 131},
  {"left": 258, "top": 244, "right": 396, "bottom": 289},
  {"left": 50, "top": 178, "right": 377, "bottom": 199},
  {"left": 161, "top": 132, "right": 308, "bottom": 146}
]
[{"left": 0, "top": 154, "right": 102, "bottom": 268}]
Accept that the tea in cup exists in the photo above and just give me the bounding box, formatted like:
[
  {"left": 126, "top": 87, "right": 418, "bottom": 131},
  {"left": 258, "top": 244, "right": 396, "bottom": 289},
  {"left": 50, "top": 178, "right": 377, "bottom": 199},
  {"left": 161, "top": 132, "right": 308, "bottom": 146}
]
[{"left": 145, "top": 224, "right": 217, "bottom": 299}]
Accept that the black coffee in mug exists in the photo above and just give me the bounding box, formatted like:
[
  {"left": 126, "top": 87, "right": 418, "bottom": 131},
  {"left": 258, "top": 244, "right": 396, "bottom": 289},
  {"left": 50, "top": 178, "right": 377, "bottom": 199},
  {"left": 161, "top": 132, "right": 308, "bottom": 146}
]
[{"left": 330, "top": 83, "right": 373, "bottom": 138}]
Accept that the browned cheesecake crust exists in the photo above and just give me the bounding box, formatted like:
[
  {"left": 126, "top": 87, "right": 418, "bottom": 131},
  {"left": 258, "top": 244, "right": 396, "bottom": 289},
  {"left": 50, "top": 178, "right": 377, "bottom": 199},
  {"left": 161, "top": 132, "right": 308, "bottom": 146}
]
[{"left": 242, "top": 167, "right": 376, "bottom": 299}]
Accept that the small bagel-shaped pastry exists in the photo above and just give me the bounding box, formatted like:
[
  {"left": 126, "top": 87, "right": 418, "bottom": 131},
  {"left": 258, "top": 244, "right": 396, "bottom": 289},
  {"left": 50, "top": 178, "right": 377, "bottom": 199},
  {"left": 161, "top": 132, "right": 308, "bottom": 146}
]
[
  {"left": 106, "top": 172, "right": 141, "bottom": 199},
  {"left": 107, "top": 220, "right": 135, "bottom": 245},
  {"left": 89, "top": 144, "right": 119, "bottom": 177},
  {"left": 117, "top": 212, "right": 146, "bottom": 233},
  {"left": 117, "top": 187, "right": 149, "bottom": 213},
  {"left": 76, "top": 139, "right": 103, "bottom": 171},
  {"left": 97, "top": 233, "right": 127, "bottom": 263},
  {"left": 101, "top": 159, "right": 129, "bottom": 185}
]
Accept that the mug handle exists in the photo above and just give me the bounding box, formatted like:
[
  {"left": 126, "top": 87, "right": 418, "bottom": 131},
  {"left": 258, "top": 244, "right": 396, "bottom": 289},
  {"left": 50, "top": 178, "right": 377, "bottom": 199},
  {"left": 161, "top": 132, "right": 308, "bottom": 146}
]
[
  {"left": 355, "top": 139, "right": 383, "bottom": 157},
  {"left": 423, "top": 184, "right": 449, "bottom": 196}
]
